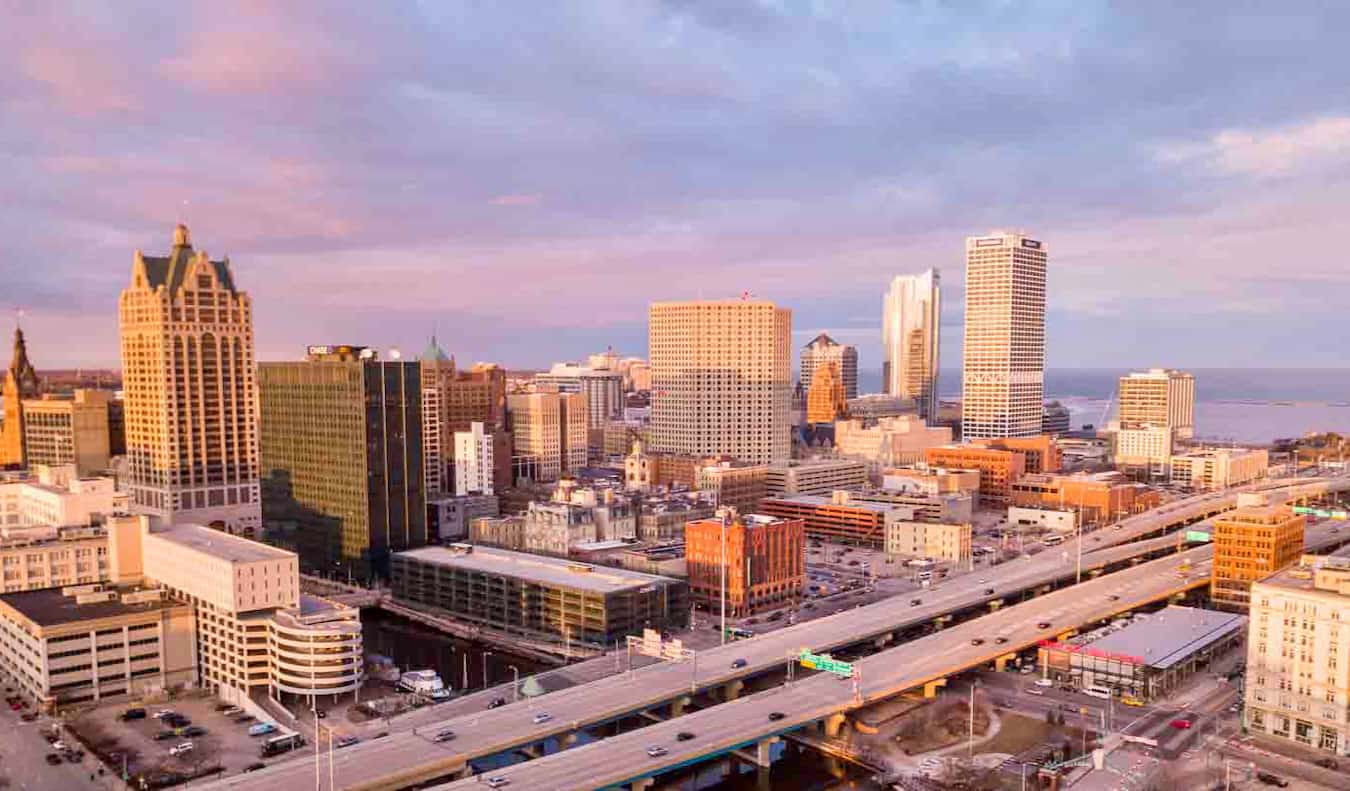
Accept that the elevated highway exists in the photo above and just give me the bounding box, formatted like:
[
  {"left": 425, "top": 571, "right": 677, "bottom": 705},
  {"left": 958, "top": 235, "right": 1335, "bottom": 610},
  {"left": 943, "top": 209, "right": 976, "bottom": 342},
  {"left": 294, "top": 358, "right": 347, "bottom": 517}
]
[{"left": 202, "top": 476, "right": 1349, "bottom": 790}]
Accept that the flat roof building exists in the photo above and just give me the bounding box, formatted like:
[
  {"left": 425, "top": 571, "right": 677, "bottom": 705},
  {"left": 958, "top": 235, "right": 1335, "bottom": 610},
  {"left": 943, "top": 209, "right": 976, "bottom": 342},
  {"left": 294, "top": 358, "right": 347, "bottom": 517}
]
[
  {"left": 924, "top": 445, "right": 1026, "bottom": 502},
  {"left": 764, "top": 458, "right": 868, "bottom": 497},
  {"left": 390, "top": 544, "right": 688, "bottom": 647},
  {"left": 685, "top": 513, "right": 804, "bottom": 616},
  {"left": 1212, "top": 505, "right": 1305, "bottom": 611},
  {"left": 1170, "top": 447, "right": 1269, "bottom": 491}
]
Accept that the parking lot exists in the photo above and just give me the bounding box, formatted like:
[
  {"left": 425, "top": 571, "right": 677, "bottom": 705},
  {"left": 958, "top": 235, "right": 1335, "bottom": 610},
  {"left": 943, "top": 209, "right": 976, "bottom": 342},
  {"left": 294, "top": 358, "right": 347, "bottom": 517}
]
[{"left": 69, "top": 694, "right": 303, "bottom": 783}]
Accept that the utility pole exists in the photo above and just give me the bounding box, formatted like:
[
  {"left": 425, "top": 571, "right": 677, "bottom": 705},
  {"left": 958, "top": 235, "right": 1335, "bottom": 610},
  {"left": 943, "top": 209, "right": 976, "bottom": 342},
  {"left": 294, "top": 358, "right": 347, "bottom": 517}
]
[
  {"left": 720, "top": 509, "right": 729, "bottom": 646},
  {"left": 968, "top": 683, "right": 976, "bottom": 759}
]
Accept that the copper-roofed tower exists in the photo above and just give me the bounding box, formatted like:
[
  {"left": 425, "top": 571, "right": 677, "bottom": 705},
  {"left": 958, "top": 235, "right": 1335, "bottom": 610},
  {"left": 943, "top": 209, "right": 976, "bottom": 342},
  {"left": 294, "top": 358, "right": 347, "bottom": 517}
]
[
  {"left": 799, "top": 333, "right": 858, "bottom": 401},
  {"left": 119, "top": 225, "right": 261, "bottom": 535},
  {"left": 0, "top": 325, "right": 42, "bottom": 468}
]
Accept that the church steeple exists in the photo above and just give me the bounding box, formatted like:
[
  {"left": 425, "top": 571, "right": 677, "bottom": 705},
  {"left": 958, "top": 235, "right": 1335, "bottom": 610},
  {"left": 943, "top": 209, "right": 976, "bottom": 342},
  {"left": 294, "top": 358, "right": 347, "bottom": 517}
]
[{"left": 8, "top": 326, "right": 39, "bottom": 399}]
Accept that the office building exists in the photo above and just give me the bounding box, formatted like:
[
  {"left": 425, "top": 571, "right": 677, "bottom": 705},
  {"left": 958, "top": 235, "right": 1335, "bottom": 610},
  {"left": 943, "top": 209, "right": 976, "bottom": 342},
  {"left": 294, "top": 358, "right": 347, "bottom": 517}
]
[
  {"left": 507, "top": 391, "right": 587, "bottom": 483},
  {"left": 694, "top": 461, "right": 768, "bottom": 514},
  {"left": 924, "top": 445, "right": 1027, "bottom": 502},
  {"left": 800, "top": 333, "right": 858, "bottom": 401},
  {"left": 119, "top": 224, "right": 261, "bottom": 534},
  {"left": 1170, "top": 447, "right": 1270, "bottom": 490},
  {"left": 258, "top": 345, "right": 425, "bottom": 579},
  {"left": 884, "top": 519, "right": 972, "bottom": 565},
  {"left": 805, "top": 360, "right": 847, "bottom": 424},
  {"left": 834, "top": 416, "right": 952, "bottom": 468},
  {"left": 20, "top": 390, "right": 113, "bottom": 475},
  {"left": 427, "top": 494, "right": 499, "bottom": 543},
  {"left": 1114, "top": 426, "right": 1175, "bottom": 476},
  {"left": 846, "top": 394, "right": 917, "bottom": 421},
  {"left": 881, "top": 468, "right": 981, "bottom": 499},
  {"left": 1039, "top": 606, "right": 1246, "bottom": 702},
  {"left": 536, "top": 363, "right": 625, "bottom": 429},
  {"left": 761, "top": 489, "right": 969, "bottom": 548},
  {"left": 0, "top": 327, "right": 42, "bottom": 469},
  {"left": 391, "top": 544, "right": 688, "bottom": 646},
  {"left": 649, "top": 299, "right": 791, "bottom": 465},
  {"left": 637, "top": 490, "right": 718, "bottom": 543},
  {"left": 1042, "top": 401, "right": 1072, "bottom": 436},
  {"left": 523, "top": 482, "right": 635, "bottom": 557},
  {"left": 685, "top": 513, "right": 804, "bottom": 615},
  {"left": 0, "top": 584, "right": 196, "bottom": 708},
  {"left": 1212, "top": 505, "right": 1305, "bottom": 611},
  {"left": 421, "top": 340, "right": 507, "bottom": 496},
  {"left": 1009, "top": 471, "right": 1160, "bottom": 526},
  {"left": 764, "top": 458, "right": 868, "bottom": 497},
  {"left": 845, "top": 487, "right": 974, "bottom": 525},
  {"left": 882, "top": 270, "right": 941, "bottom": 421},
  {"left": 1245, "top": 550, "right": 1350, "bottom": 755},
  {"left": 469, "top": 515, "right": 527, "bottom": 551},
  {"left": 1117, "top": 368, "right": 1195, "bottom": 439},
  {"left": 0, "top": 464, "right": 122, "bottom": 530},
  {"left": 961, "top": 232, "right": 1047, "bottom": 440},
  {"left": 454, "top": 421, "right": 511, "bottom": 495},
  {"left": 978, "top": 435, "right": 1062, "bottom": 475}
]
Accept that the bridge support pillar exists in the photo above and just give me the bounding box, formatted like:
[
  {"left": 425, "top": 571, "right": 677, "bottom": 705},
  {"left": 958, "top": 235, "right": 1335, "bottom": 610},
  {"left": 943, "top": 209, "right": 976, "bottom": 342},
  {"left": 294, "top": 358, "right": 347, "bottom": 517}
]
[
  {"left": 522, "top": 744, "right": 543, "bottom": 759},
  {"left": 629, "top": 777, "right": 654, "bottom": 791},
  {"left": 671, "top": 695, "right": 691, "bottom": 717},
  {"left": 923, "top": 678, "right": 947, "bottom": 698},
  {"left": 823, "top": 713, "right": 848, "bottom": 738},
  {"left": 724, "top": 680, "right": 744, "bottom": 701},
  {"left": 874, "top": 633, "right": 892, "bottom": 649},
  {"left": 753, "top": 736, "right": 778, "bottom": 767},
  {"left": 560, "top": 731, "right": 578, "bottom": 748},
  {"left": 994, "top": 653, "right": 1018, "bottom": 672},
  {"left": 988, "top": 599, "right": 1003, "bottom": 612}
]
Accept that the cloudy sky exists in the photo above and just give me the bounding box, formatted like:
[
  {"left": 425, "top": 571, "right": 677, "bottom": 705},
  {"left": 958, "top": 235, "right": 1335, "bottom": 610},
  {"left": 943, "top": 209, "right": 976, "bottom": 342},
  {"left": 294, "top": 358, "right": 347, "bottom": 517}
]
[{"left": 4, "top": 1, "right": 1349, "bottom": 372}]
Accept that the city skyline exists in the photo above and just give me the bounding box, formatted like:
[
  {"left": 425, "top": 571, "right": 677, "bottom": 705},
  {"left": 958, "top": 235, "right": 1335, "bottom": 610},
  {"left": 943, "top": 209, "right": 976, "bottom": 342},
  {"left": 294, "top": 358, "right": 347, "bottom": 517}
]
[{"left": 5, "top": 4, "right": 1350, "bottom": 370}]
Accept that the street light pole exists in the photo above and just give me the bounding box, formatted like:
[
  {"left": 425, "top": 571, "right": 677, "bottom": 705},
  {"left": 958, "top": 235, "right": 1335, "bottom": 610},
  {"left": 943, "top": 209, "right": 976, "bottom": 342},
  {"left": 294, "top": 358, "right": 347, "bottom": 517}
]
[
  {"left": 720, "top": 510, "right": 728, "bottom": 646},
  {"left": 508, "top": 665, "right": 520, "bottom": 703},
  {"left": 482, "top": 650, "right": 491, "bottom": 690}
]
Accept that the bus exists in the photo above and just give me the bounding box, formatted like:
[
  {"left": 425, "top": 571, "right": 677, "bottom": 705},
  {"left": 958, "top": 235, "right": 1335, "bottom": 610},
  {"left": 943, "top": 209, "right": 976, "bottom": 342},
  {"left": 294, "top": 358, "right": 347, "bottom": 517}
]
[
  {"left": 260, "top": 733, "right": 306, "bottom": 757},
  {"left": 727, "top": 627, "right": 754, "bottom": 640},
  {"left": 1082, "top": 686, "right": 1111, "bottom": 700}
]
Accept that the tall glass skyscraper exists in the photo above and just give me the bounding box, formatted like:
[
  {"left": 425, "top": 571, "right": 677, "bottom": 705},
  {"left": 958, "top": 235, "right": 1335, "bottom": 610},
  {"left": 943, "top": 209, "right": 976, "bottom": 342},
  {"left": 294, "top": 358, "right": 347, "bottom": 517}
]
[{"left": 882, "top": 269, "right": 941, "bottom": 421}]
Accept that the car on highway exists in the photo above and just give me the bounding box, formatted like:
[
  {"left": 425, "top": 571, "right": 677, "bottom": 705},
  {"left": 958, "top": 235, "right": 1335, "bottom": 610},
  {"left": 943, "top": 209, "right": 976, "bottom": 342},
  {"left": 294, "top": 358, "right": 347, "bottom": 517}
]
[
  {"left": 994, "top": 636, "right": 1008, "bottom": 644},
  {"left": 970, "top": 638, "right": 985, "bottom": 646},
  {"left": 485, "top": 777, "right": 511, "bottom": 788},
  {"left": 646, "top": 745, "right": 668, "bottom": 757},
  {"left": 1026, "top": 687, "right": 1045, "bottom": 696},
  {"left": 768, "top": 711, "right": 785, "bottom": 721},
  {"left": 45, "top": 753, "right": 62, "bottom": 766},
  {"left": 532, "top": 713, "right": 552, "bottom": 724},
  {"left": 434, "top": 729, "right": 456, "bottom": 743},
  {"left": 1256, "top": 772, "right": 1289, "bottom": 787},
  {"left": 1314, "top": 757, "right": 1339, "bottom": 770},
  {"left": 983, "top": 588, "right": 995, "bottom": 595},
  {"left": 336, "top": 735, "right": 360, "bottom": 748},
  {"left": 1034, "top": 679, "right": 1053, "bottom": 688},
  {"left": 243, "top": 762, "right": 267, "bottom": 772},
  {"left": 731, "top": 658, "right": 748, "bottom": 669},
  {"left": 1169, "top": 718, "right": 1193, "bottom": 729},
  {"left": 910, "top": 599, "right": 922, "bottom": 606},
  {"left": 487, "top": 697, "right": 507, "bottom": 709},
  {"left": 1037, "top": 621, "right": 1052, "bottom": 629},
  {"left": 676, "top": 732, "right": 695, "bottom": 742}
]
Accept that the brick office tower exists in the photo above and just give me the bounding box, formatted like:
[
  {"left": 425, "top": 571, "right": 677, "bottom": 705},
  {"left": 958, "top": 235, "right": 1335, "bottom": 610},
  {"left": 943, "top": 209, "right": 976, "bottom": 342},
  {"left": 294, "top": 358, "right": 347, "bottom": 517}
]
[{"left": 685, "top": 512, "right": 805, "bottom": 616}]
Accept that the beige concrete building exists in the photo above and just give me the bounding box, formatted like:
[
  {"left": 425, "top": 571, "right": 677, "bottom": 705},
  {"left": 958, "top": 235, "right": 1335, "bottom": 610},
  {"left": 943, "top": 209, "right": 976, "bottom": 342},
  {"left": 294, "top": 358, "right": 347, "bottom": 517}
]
[
  {"left": 834, "top": 415, "right": 953, "bottom": 468},
  {"left": 884, "top": 519, "right": 972, "bottom": 565},
  {"left": 0, "top": 584, "right": 196, "bottom": 709},
  {"left": 881, "top": 467, "right": 981, "bottom": 498},
  {"left": 0, "top": 464, "right": 122, "bottom": 530},
  {"left": 694, "top": 461, "right": 768, "bottom": 514},
  {"left": 536, "top": 363, "right": 625, "bottom": 429},
  {"left": 1244, "top": 551, "right": 1350, "bottom": 756},
  {"left": 507, "top": 391, "right": 587, "bottom": 483},
  {"left": 20, "top": 390, "right": 113, "bottom": 476},
  {"left": 764, "top": 458, "right": 868, "bottom": 497},
  {"left": 1112, "top": 368, "right": 1195, "bottom": 472},
  {"left": 119, "top": 224, "right": 261, "bottom": 535},
  {"left": 882, "top": 269, "right": 941, "bottom": 421},
  {"left": 0, "top": 525, "right": 111, "bottom": 594},
  {"left": 470, "top": 515, "right": 527, "bottom": 551},
  {"left": 1170, "top": 447, "right": 1269, "bottom": 490},
  {"left": 649, "top": 299, "right": 791, "bottom": 465},
  {"left": 961, "top": 232, "right": 1047, "bottom": 440}
]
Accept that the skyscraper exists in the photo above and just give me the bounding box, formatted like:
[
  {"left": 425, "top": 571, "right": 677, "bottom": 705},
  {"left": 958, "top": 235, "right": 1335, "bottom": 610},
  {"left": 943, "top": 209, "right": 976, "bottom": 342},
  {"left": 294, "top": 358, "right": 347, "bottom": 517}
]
[
  {"left": 0, "top": 326, "right": 41, "bottom": 468},
  {"left": 799, "top": 333, "right": 858, "bottom": 401},
  {"left": 1113, "top": 368, "right": 1196, "bottom": 474},
  {"left": 961, "top": 233, "right": 1046, "bottom": 440},
  {"left": 419, "top": 338, "right": 507, "bottom": 496},
  {"left": 119, "top": 225, "right": 261, "bottom": 535},
  {"left": 258, "top": 345, "right": 424, "bottom": 579},
  {"left": 805, "top": 361, "right": 846, "bottom": 424},
  {"left": 536, "top": 362, "right": 625, "bottom": 428},
  {"left": 882, "top": 270, "right": 941, "bottom": 420},
  {"left": 506, "top": 392, "right": 587, "bottom": 483},
  {"left": 649, "top": 299, "right": 791, "bottom": 465}
]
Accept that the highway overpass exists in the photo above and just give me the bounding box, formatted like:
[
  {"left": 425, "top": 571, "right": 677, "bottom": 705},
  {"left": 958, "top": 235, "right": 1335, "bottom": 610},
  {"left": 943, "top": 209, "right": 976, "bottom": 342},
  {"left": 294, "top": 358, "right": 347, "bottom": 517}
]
[{"left": 201, "top": 476, "right": 1349, "bottom": 790}]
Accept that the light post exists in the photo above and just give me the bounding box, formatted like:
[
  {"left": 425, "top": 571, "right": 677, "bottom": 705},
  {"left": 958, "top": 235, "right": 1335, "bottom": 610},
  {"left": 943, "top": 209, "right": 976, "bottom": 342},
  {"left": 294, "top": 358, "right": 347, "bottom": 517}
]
[
  {"left": 508, "top": 665, "right": 520, "bottom": 704},
  {"left": 720, "top": 509, "right": 729, "bottom": 646},
  {"left": 968, "top": 682, "right": 978, "bottom": 759},
  {"left": 482, "top": 650, "right": 491, "bottom": 690}
]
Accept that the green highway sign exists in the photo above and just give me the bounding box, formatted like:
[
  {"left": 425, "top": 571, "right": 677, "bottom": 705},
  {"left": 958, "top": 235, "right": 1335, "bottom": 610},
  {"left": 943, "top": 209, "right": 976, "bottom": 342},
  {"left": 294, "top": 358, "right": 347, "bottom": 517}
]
[
  {"left": 798, "top": 649, "right": 854, "bottom": 677},
  {"left": 1293, "top": 506, "right": 1348, "bottom": 520},
  {"left": 1184, "top": 530, "right": 1212, "bottom": 543}
]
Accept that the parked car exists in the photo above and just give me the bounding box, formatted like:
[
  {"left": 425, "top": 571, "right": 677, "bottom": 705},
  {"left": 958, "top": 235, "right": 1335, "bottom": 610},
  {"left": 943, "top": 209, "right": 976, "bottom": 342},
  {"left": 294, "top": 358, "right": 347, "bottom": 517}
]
[
  {"left": 243, "top": 762, "right": 267, "bottom": 773},
  {"left": 1169, "top": 718, "right": 1193, "bottom": 730},
  {"left": 1026, "top": 688, "right": 1045, "bottom": 696},
  {"left": 1037, "top": 621, "right": 1052, "bottom": 629},
  {"left": 223, "top": 706, "right": 243, "bottom": 716},
  {"left": 120, "top": 708, "right": 147, "bottom": 721},
  {"left": 214, "top": 703, "right": 235, "bottom": 712},
  {"left": 182, "top": 726, "right": 207, "bottom": 738},
  {"left": 768, "top": 712, "right": 785, "bottom": 721},
  {"left": 154, "top": 731, "right": 179, "bottom": 741},
  {"left": 335, "top": 735, "right": 360, "bottom": 749},
  {"left": 247, "top": 722, "right": 278, "bottom": 737},
  {"left": 1120, "top": 695, "right": 1144, "bottom": 707},
  {"left": 169, "top": 742, "right": 194, "bottom": 757},
  {"left": 910, "top": 598, "right": 922, "bottom": 606},
  {"left": 487, "top": 697, "right": 507, "bottom": 709},
  {"left": 45, "top": 754, "right": 62, "bottom": 766},
  {"left": 1034, "top": 679, "right": 1054, "bottom": 688},
  {"left": 234, "top": 714, "right": 256, "bottom": 723},
  {"left": 1314, "top": 757, "right": 1339, "bottom": 770},
  {"left": 970, "top": 638, "right": 985, "bottom": 646},
  {"left": 731, "top": 659, "right": 748, "bottom": 669},
  {"left": 20, "top": 711, "right": 37, "bottom": 722},
  {"left": 1256, "top": 772, "right": 1289, "bottom": 787}
]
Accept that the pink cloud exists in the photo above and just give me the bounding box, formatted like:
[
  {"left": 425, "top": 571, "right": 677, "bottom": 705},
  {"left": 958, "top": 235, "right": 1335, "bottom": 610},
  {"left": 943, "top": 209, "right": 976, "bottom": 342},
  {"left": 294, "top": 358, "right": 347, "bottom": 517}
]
[
  {"left": 489, "top": 193, "right": 544, "bottom": 207},
  {"left": 18, "top": 46, "right": 138, "bottom": 114}
]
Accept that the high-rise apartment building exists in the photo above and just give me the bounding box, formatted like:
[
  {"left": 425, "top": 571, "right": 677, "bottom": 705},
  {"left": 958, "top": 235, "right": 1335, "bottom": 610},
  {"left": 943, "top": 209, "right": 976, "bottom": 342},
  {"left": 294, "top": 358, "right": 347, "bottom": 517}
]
[
  {"left": 882, "top": 270, "right": 941, "bottom": 420},
  {"left": 685, "top": 513, "right": 805, "bottom": 615},
  {"left": 507, "top": 392, "right": 587, "bottom": 483},
  {"left": 1, "top": 327, "right": 41, "bottom": 468},
  {"left": 420, "top": 338, "right": 507, "bottom": 495},
  {"left": 1212, "top": 505, "right": 1305, "bottom": 611},
  {"left": 258, "top": 345, "right": 425, "bottom": 579},
  {"left": 649, "top": 299, "right": 791, "bottom": 465},
  {"left": 1244, "top": 550, "right": 1350, "bottom": 756},
  {"left": 800, "top": 333, "right": 858, "bottom": 401},
  {"left": 805, "top": 361, "right": 847, "bottom": 424},
  {"left": 536, "top": 363, "right": 625, "bottom": 429},
  {"left": 961, "top": 233, "right": 1047, "bottom": 440},
  {"left": 454, "top": 421, "right": 511, "bottom": 495},
  {"left": 119, "top": 225, "right": 260, "bottom": 535},
  {"left": 1114, "top": 368, "right": 1196, "bottom": 472}
]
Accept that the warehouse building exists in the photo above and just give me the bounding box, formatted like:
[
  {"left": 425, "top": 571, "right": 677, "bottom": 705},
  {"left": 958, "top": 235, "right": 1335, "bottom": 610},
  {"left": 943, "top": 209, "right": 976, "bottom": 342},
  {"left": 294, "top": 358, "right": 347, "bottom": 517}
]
[{"left": 1038, "top": 605, "right": 1247, "bottom": 701}]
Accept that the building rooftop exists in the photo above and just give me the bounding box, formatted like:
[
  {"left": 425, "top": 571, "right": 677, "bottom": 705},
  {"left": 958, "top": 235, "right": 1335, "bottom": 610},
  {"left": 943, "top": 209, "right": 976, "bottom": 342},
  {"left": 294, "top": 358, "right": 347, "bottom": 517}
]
[
  {"left": 395, "top": 545, "right": 680, "bottom": 593},
  {"left": 1074, "top": 605, "right": 1247, "bottom": 670},
  {"left": 1257, "top": 546, "right": 1350, "bottom": 593},
  {"left": 761, "top": 493, "right": 895, "bottom": 514},
  {"left": 148, "top": 523, "right": 294, "bottom": 564},
  {"left": 1, "top": 586, "right": 183, "bottom": 628}
]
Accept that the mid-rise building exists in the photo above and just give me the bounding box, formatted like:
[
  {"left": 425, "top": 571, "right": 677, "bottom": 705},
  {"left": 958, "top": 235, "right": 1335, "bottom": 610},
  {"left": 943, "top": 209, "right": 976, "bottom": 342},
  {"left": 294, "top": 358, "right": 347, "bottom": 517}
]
[
  {"left": 523, "top": 482, "right": 635, "bottom": 557},
  {"left": 259, "top": 346, "right": 425, "bottom": 580},
  {"left": 805, "top": 360, "right": 847, "bottom": 424},
  {"left": 977, "top": 435, "right": 1062, "bottom": 475},
  {"left": 961, "top": 232, "right": 1047, "bottom": 440},
  {"left": 923, "top": 445, "right": 1027, "bottom": 502},
  {"left": 881, "top": 467, "right": 981, "bottom": 499},
  {"left": 882, "top": 270, "right": 941, "bottom": 421},
  {"left": 1245, "top": 550, "right": 1350, "bottom": 756},
  {"left": 469, "top": 515, "right": 526, "bottom": 551},
  {"left": 1009, "top": 471, "right": 1161, "bottom": 526},
  {"left": 0, "top": 326, "right": 42, "bottom": 469},
  {"left": 120, "top": 225, "right": 260, "bottom": 534},
  {"left": 1170, "top": 447, "right": 1270, "bottom": 490},
  {"left": 536, "top": 363, "right": 625, "bottom": 429},
  {"left": 421, "top": 341, "right": 507, "bottom": 496},
  {"left": 624, "top": 440, "right": 699, "bottom": 492},
  {"left": 0, "top": 464, "right": 122, "bottom": 530},
  {"left": 800, "top": 333, "right": 858, "bottom": 401},
  {"left": 694, "top": 461, "right": 768, "bottom": 514},
  {"left": 764, "top": 458, "right": 868, "bottom": 497},
  {"left": 454, "top": 421, "right": 511, "bottom": 495},
  {"left": 427, "top": 494, "right": 499, "bottom": 543},
  {"left": 649, "top": 299, "right": 791, "bottom": 465},
  {"left": 636, "top": 490, "right": 718, "bottom": 543},
  {"left": 884, "top": 519, "right": 972, "bottom": 565},
  {"left": 1113, "top": 426, "right": 1175, "bottom": 476},
  {"left": 834, "top": 415, "right": 952, "bottom": 468},
  {"left": 391, "top": 544, "right": 688, "bottom": 646},
  {"left": 19, "top": 390, "right": 113, "bottom": 476},
  {"left": 761, "top": 489, "right": 970, "bottom": 548},
  {"left": 685, "top": 513, "right": 804, "bottom": 615},
  {"left": 1112, "top": 368, "right": 1196, "bottom": 472},
  {"left": 0, "top": 525, "right": 114, "bottom": 593},
  {"left": 846, "top": 394, "right": 917, "bottom": 421},
  {"left": 507, "top": 391, "right": 587, "bottom": 483},
  {"left": 1212, "top": 505, "right": 1305, "bottom": 611},
  {"left": 1042, "top": 401, "right": 1072, "bottom": 436}
]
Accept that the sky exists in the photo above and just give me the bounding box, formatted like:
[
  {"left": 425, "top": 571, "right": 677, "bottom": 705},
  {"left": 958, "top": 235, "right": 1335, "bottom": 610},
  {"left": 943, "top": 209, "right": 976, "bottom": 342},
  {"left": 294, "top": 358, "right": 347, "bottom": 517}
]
[{"left": 4, "top": 1, "right": 1350, "bottom": 373}]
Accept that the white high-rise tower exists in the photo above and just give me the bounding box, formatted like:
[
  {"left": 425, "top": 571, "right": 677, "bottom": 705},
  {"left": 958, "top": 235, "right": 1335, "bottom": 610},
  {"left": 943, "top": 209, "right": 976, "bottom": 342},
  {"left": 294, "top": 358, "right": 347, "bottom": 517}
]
[{"left": 882, "top": 270, "right": 941, "bottom": 420}]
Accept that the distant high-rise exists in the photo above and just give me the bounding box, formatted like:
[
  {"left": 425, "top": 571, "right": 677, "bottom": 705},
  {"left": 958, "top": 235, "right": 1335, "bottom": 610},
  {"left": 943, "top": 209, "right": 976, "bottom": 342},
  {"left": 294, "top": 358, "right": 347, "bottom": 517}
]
[
  {"left": 799, "top": 333, "right": 858, "bottom": 401},
  {"left": 258, "top": 345, "right": 424, "bottom": 579},
  {"left": 119, "top": 225, "right": 261, "bottom": 535},
  {"left": 506, "top": 392, "right": 587, "bottom": 483},
  {"left": 419, "top": 338, "right": 506, "bottom": 496},
  {"left": 961, "top": 233, "right": 1046, "bottom": 440},
  {"left": 649, "top": 299, "right": 791, "bottom": 465},
  {"left": 805, "top": 361, "right": 846, "bottom": 424},
  {"left": 1113, "top": 368, "right": 1195, "bottom": 473},
  {"left": 882, "top": 270, "right": 941, "bottom": 421},
  {"left": 536, "top": 362, "right": 624, "bottom": 429},
  {"left": 1, "top": 326, "right": 42, "bottom": 468}
]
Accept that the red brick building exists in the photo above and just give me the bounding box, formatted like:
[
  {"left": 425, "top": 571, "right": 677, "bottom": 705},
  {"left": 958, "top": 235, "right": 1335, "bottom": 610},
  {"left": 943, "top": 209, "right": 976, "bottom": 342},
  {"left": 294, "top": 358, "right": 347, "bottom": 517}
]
[{"left": 684, "top": 513, "right": 805, "bottom": 616}]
